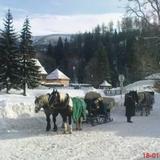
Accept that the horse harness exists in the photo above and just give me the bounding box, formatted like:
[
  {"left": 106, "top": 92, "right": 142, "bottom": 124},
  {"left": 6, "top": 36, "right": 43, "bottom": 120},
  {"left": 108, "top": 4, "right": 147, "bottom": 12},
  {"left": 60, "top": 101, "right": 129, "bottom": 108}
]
[{"left": 49, "top": 91, "right": 71, "bottom": 110}]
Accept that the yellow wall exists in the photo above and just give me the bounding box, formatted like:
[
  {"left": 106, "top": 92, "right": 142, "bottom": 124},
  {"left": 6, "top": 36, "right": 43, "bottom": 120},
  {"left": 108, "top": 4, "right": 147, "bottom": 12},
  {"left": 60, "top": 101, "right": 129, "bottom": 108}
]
[{"left": 44, "top": 79, "right": 70, "bottom": 86}]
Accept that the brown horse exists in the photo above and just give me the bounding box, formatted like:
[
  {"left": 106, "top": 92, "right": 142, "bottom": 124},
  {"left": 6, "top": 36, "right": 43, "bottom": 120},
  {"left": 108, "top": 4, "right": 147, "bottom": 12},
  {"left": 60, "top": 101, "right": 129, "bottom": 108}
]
[
  {"left": 48, "top": 90, "right": 87, "bottom": 132},
  {"left": 48, "top": 90, "right": 73, "bottom": 134}
]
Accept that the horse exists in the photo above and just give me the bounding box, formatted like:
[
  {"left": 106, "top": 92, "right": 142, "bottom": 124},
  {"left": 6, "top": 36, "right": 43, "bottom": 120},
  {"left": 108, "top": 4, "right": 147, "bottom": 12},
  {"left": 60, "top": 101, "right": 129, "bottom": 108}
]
[
  {"left": 48, "top": 90, "right": 73, "bottom": 134},
  {"left": 136, "top": 91, "right": 154, "bottom": 116},
  {"left": 49, "top": 90, "right": 87, "bottom": 133},
  {"left": 34, "top": 94, "right": 58, "bottom": 131}
]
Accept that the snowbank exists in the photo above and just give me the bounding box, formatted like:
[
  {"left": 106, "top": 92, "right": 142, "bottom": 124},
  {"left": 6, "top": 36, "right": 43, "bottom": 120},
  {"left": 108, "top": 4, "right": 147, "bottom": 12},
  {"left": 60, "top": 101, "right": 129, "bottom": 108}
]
[
  {"left": 125, "top": 80, "right": 155, "bottom": 92},
  {"left": 0, "top": 87, "right": 106, "bottom": 119}
]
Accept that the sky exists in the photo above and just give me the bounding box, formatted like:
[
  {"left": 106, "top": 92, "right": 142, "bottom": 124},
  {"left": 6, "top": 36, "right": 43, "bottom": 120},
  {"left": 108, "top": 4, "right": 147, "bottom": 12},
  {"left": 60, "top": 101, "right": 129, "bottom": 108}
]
[{"left": 0, "top": 0, "right": 128, "bottom": 36}]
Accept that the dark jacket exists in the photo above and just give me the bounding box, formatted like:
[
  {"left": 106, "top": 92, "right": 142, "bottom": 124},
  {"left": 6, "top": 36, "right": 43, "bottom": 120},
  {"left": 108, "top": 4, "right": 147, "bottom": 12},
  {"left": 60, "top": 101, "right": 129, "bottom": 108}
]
[{"left": 124, "top": 94, "right": 136, "bottom": 117}]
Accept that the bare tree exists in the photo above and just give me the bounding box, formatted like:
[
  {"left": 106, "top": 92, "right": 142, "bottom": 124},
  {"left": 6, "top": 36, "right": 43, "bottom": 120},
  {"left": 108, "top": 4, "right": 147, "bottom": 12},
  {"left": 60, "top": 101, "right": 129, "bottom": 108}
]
[{"left": 126, "top": 0, "right": 160, "bottom": 26}]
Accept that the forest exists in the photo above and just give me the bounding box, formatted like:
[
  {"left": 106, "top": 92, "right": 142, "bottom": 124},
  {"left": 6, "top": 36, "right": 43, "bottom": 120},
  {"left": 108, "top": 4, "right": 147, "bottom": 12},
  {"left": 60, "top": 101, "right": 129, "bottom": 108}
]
[
  {"left": 0, "top": 0, "right": 160, "bottom": 93},
  {"left": 42, "top": 16, "right": 160, "bottom": 87}
]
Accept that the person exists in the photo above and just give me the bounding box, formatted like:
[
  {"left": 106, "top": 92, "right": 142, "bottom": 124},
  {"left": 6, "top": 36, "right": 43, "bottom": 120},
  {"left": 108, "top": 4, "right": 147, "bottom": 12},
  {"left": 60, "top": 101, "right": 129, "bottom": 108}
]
[{"left": 124, "top": 92, "right": 136, "bottom": 123}]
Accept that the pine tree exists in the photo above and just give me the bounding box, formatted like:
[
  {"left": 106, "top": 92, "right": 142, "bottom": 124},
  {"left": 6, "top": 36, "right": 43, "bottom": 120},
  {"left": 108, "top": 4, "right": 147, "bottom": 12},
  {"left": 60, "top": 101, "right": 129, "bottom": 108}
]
[
  {"left": 84, "top": 43, "right": 111, "bottom": 87},
  {"left": 45, "top": 43, "right": 56, "bottom": 72},
  {"left": 96, "top": 44, "right": 111, "bottom": 85},
  {"left": 63, "top": 38, "right": 69, "bottom": 73},
  {"left": 20, "top": 17, "right": 40, "bottom": 96},
  {"left": 46, "top": 42, "right": 54, "bottom": 56},
  {"left": 0, "top": 10, "right": 21, "bottom": 93},
  {"left": 54, "top": 37, "right": 64, "bottom": 67}
]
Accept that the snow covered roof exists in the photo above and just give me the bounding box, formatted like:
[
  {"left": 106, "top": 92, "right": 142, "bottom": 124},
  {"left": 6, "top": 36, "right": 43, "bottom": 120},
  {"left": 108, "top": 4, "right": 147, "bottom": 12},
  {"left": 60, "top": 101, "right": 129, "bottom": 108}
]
[
  {"left": 33, "top": 59, "right": 48, "bottom": 75},
  {"left": 100, "top": 80, "right": 112, "bottom": 87},
  {"left": 145, "top": 73, "right": 160, "bottom": 80},
  {"left": 46, "top": 69, "right": 70, "bottom": 80}
]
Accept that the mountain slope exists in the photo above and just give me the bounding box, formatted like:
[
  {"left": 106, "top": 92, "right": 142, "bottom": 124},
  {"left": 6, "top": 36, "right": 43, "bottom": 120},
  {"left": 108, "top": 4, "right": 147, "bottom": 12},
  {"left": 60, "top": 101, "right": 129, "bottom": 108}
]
[{"left": 33, "top": 34, "right": 72, "bottom": 46}]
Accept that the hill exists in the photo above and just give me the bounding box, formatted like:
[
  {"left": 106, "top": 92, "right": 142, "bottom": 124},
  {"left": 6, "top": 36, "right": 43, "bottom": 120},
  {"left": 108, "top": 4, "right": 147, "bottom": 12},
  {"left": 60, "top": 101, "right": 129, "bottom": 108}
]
[{"left": 33, "top": 34, "right": 72, "bottom": 46}]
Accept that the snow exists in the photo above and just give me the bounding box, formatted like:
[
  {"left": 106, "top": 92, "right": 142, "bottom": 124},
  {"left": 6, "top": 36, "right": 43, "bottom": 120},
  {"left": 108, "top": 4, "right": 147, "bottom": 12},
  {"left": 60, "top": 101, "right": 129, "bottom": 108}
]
[
  {"left": 125, "top": 80, "right": 155, "bottom": 92},
  {"left": 145, "top": 73, "right": 160, "bottom": 80},
  {"left": 0, "top": 81, "right": 160, "bottom": 160}
]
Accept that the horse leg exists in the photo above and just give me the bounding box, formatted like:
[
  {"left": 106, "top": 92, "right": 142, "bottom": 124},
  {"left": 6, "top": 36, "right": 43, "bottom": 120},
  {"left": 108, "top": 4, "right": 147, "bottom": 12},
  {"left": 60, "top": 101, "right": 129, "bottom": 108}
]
[
  {"left": 46, "top": 115, "right": 51, "bottom": 131},
  {"left": 144, "top": 105, "right": 148, "bottom": 116},
  {"left": 68, "top": 115, "right": 72, "bottom": 134},
  {"left": 148, "top": 105, "right": 151, "bottom": 115},
  {"left": 78, "top": 117, "right": 82, "bottom": 130},
  {"left": 76, "top": 121, "right": 78, "bottom": 130},
  {"left": 148, "top": 107, "right": 150, "bottom": 115},
  {"left": 52, "top": 113, "right": 58, "bottom": 132},
  {"left": 146, "top": 105, "right": 150, "bottom": 116},
  {"left": 61, "top": 114, "right": 67, "bottom": 134},
  {"left": 146, "top": 107, "right": 148, "bottom": 116},
  {"left": 61, "top": 122, "right": 64, "bottom": 129},
  {"left": 75, "top": 120, "right": 80, "bottom": 130},
  {"left": 140, "top": 105, "right": 143, "bottom": 116}
]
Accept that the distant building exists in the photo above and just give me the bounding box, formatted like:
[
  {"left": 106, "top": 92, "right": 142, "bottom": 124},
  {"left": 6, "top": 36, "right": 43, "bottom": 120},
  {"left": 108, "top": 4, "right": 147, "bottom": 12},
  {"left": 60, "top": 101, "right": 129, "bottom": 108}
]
[
  {"left": 34, "top": 59, "right": 48, "bottom": 81},
  {"left": 45, "top": 69, "right": 70, "bottom": 86},
  {"left": 99, "top": 80, "right": 112, "bottom": 89}
]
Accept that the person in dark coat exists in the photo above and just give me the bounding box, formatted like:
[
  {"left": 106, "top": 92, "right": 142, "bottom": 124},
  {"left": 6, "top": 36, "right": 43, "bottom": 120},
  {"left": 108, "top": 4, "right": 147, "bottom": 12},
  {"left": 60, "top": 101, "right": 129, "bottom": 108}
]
[{"left": 124, "top": 92, "right": 136, "bottom": 123}]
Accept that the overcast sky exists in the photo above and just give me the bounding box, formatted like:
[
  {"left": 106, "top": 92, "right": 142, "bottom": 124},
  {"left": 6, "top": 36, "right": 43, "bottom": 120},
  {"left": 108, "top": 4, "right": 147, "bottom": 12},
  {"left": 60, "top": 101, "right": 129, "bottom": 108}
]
[{"left": 0, "top": 0, "right": 128, "bottom": 36}]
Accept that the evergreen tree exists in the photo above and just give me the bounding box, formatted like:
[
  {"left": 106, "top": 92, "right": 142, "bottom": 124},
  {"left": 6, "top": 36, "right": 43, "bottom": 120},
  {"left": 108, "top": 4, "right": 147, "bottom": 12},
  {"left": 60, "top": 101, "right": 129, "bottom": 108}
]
[
  {"left": 46, "top": 42, "right": 54, "bottom": 56},
  {"left": 64, "top": 38, "right": 70, "bottom": 53},
  {"left": 84, "top": 43, "right": 111, "bottom": 87},
  {"left": 45, "top": 43, "right": 56, "bottom": 72},
  {"left": 54, "top": 37, "right": 64, "bottom": 67},
  {"left": 0, "top": 10, "right": 21, "bottom": 93},
  {"left": 20, "top": 17, "right": 40, "bottom": 95},
  {"left": 35, "top": 20, "right": 160, "bottom": 86},
  {"left": 96, "top": 44, "right": 111, "bottom": 85},
  {"left": 83, "top": 32, "right": 94, "bottom": 63},
  {"left": 63, "top": 38, "right": 70, "bottom": 73},
  {"left": 108, "top": 21, "right": 114, "bottom": 32}
]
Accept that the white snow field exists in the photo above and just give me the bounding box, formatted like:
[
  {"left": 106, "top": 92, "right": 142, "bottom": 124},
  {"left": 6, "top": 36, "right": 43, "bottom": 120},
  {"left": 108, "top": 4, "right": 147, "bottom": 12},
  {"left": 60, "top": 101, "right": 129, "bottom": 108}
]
[{"left": 0, "top": 83, "right": 160, "bottom": 160}]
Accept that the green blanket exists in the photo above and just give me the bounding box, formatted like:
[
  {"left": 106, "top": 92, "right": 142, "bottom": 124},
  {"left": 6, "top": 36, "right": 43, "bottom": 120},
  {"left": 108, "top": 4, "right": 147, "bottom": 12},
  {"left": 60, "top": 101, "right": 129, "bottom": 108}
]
[{"left": 72, "top": 97, "right": 86, "bottom": 123}]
